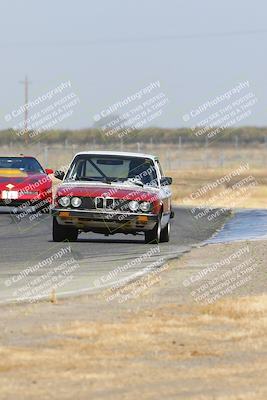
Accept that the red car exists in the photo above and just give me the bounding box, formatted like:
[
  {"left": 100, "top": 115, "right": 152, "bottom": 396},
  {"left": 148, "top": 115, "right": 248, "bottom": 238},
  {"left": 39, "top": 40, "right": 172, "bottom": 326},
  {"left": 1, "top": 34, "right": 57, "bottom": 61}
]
[
  {"left": 0, "top": 156, "right": 53, "bottom": 212},
  {"left": 52, "top": 151, "right": 173, "bottom": 243}
]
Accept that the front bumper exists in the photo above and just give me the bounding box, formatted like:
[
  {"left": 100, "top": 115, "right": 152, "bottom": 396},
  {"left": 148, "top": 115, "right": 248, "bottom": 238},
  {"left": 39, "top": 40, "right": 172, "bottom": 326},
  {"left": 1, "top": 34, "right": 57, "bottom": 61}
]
[
  {"left": 0, "top": 196, "right": 52, "bottom": 208},
  {"left": 52, "top": 208, "right": 158, "bottom": 233},
  {"left": 0, "top": 191, "right": 52, "bottom": 207}
]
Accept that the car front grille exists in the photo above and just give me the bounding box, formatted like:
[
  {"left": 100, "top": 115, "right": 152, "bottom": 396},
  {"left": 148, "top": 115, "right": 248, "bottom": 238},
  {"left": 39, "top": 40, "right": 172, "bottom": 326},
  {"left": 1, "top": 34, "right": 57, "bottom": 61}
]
[
  {"left": 94, "top": 197, "right": 130, "bottom": 212},
  {"left": 81, "top": 197, "right": 97, "bottom": 210},
  {"left": 79, "top": 197, "right": 123, "bottom": 210}
]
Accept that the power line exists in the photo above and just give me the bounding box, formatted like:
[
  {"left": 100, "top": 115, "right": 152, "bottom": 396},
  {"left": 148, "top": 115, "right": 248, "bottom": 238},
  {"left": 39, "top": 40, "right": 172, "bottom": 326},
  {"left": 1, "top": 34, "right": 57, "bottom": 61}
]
[{"left": 1, "top": 28, "right": 267, "bottom": 47}]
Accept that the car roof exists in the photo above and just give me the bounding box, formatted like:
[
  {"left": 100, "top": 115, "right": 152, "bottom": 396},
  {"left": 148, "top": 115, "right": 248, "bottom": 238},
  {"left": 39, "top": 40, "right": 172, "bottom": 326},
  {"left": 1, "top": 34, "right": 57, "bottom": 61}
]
[{"left": 74, "top": 151, "right": 158, "bottom": 160}]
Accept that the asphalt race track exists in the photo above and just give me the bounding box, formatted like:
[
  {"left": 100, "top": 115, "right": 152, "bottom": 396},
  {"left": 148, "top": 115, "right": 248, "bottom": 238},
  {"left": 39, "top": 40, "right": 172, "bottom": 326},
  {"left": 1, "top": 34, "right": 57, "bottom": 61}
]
[{"left": 0, "top": 206, "right": 230, "bottom": 304}]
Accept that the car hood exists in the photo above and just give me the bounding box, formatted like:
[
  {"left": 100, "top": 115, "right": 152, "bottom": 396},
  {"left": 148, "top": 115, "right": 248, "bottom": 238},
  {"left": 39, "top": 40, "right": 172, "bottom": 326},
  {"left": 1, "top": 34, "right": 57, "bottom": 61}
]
[
  {"left": 0, "top": 170, "right": 51, "bottom": 190},
  {"left": 56, "top": 181, "right": 159, "bottom": 201}
]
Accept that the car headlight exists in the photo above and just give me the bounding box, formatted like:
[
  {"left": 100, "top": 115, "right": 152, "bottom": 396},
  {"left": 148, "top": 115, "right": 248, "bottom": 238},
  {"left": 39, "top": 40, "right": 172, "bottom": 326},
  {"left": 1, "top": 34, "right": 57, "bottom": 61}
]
[
  {"left": 71, "top": 197, "right": 82, "bottom": 208},
  {"left": 58, "top": 196, "right": 70, "bottom": 207},
  {"left": 128, "top": 200, "right": 139, "bottom": 212},
  {"left": 140, "top": 201, "right": 151, "bottom": 212}
]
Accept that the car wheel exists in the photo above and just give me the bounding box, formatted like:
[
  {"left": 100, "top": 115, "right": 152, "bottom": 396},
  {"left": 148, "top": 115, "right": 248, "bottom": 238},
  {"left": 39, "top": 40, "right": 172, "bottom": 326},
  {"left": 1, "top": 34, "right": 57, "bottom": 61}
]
[
  {"left": 144, "top": 220, "right": 161, "bottom": 244},
  {"left": 52, "top": 217, "right": 78, "bottom": 242},
  {"left": 160, "top": 221, "right": 170, "bottom": 243}
]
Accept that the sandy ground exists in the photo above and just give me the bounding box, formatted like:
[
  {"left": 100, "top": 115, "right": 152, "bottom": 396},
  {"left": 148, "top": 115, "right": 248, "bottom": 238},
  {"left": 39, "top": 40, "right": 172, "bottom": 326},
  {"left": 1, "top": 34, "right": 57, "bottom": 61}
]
[{"left": 0, "top": 238, "right": 267, "bottom": 400}]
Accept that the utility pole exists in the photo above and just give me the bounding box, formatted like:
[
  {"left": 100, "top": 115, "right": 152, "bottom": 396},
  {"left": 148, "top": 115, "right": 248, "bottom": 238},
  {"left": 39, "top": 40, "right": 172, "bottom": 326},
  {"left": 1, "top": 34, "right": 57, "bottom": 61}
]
[{"left": 19, "top": 75, "right": 31, "bottom": 144}]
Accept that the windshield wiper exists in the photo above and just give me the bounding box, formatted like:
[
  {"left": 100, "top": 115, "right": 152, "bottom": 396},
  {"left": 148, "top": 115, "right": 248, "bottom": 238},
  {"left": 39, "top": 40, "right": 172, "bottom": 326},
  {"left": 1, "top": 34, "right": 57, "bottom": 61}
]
[
  {"left": 125, "top": 178, "right": 144, "bottom": 187},
  {"left": 76, "top": 177, "right": 112, "bottom": 184}
]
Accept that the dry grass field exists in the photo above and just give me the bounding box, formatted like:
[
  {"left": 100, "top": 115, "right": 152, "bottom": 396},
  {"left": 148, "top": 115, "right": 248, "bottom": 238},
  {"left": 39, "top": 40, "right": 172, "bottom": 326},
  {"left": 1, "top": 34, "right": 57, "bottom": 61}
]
[
  {"left": 1, "top": 293, "right": 267, "bottom": 399},
  {"left": 169, "top": 168, "right": 267, "bottom": 208}
]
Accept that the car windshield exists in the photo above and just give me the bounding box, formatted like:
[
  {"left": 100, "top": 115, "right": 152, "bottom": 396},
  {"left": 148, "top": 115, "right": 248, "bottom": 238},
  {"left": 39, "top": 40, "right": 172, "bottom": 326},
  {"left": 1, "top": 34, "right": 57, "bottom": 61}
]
[
  {"left": 65, "top": 155, "right": 158, "bottom": 186},
  {"left": 0, "top": 157, "right": 44, "bottom": 173}
]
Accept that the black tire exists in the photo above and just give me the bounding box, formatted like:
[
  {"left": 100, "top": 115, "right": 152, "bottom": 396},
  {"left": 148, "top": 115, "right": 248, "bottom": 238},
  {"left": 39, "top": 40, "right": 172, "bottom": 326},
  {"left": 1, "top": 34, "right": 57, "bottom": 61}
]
[
  {"left": 160, "top": 221, "right": 170, "bottom": 243},
  {"left": 144, "top": 220, "right": 161, "bottom": 244},
  {"left": 53, "top": 217, "right": 78, "bottom": 242}
]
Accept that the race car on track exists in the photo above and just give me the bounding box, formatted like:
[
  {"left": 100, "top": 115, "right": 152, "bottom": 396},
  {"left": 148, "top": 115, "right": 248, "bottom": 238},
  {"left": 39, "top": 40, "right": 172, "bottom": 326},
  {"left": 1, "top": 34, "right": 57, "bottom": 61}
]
[
  {"left": 52, "top": 151, "right": 173, "bottom": 243},
  {"left": 0, "top": 156, "right": 53, "bottom": 212}
]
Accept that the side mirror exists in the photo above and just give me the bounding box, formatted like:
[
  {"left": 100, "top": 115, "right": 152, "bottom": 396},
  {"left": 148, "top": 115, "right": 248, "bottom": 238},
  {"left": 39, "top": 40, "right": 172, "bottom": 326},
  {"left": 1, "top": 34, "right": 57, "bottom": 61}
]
[
  {"left": 160, "top": 176, "right": 172, "bottom": 186},
  {"left": 45, "top": 168, "right": 54, "bottom": 175},
  {"left": 54, "top": 170, "right": 65, "bottom": 181}
]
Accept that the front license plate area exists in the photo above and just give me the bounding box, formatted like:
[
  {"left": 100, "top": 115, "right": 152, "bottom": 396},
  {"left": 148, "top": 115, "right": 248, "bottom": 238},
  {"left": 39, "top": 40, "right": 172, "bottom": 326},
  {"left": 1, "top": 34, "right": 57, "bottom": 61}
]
[{"left": 1, "top": 191, "right": 19, "bottom": 200}]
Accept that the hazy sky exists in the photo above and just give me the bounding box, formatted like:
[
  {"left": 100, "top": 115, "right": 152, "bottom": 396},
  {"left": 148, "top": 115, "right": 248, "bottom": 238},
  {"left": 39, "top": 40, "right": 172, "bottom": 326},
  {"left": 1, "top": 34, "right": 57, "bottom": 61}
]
[{"left": 0, "top": 0, "right": 266, "bottom": 129}]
